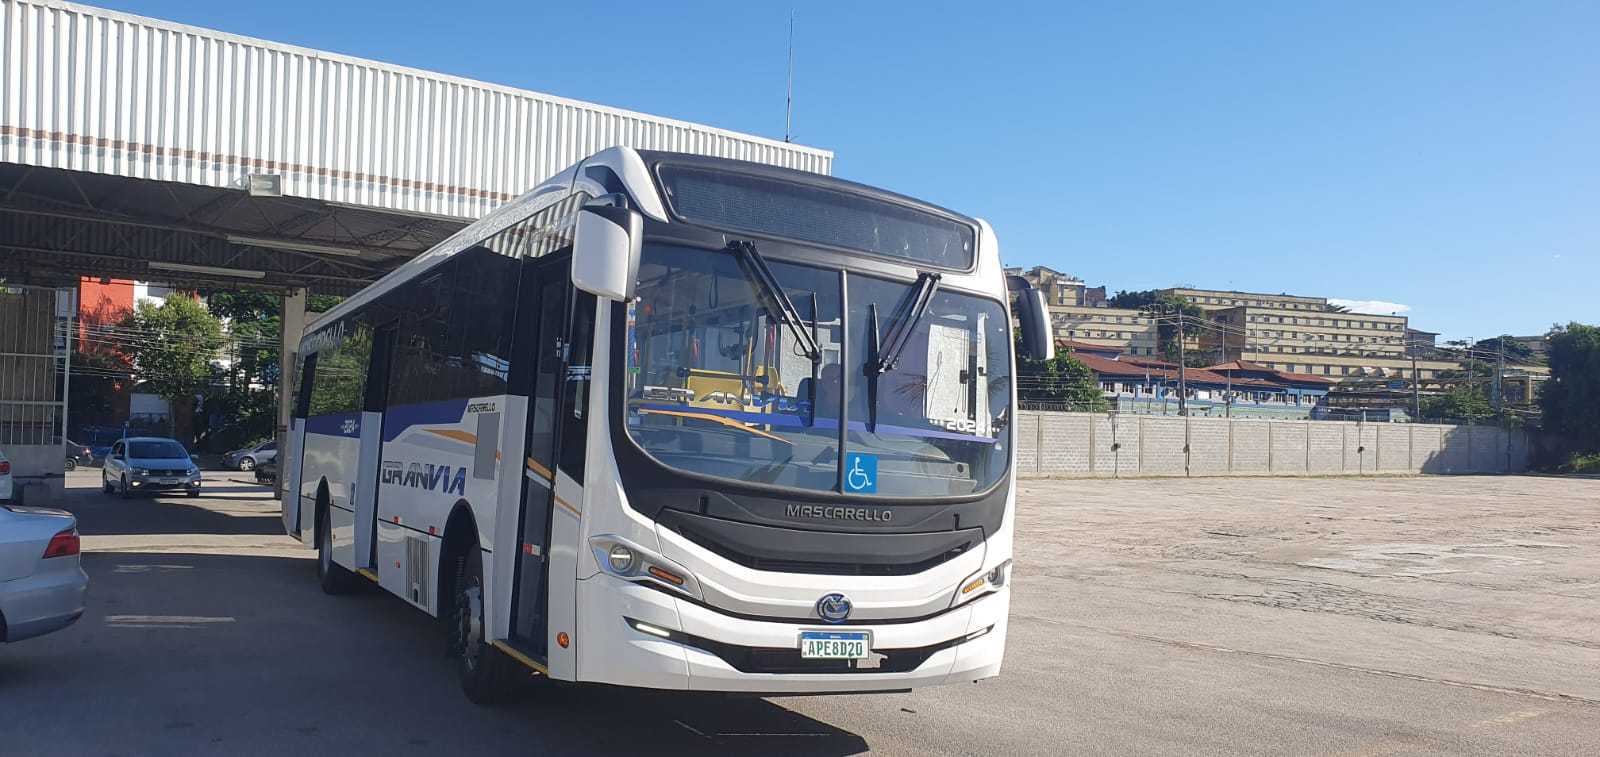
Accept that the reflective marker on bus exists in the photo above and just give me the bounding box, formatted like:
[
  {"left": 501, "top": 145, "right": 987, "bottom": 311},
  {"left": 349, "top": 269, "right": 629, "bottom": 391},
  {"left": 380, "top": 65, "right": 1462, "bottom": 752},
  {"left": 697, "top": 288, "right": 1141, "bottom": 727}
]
[{"left": 280, "top": 147, "right": 1043, "bottom": 701}]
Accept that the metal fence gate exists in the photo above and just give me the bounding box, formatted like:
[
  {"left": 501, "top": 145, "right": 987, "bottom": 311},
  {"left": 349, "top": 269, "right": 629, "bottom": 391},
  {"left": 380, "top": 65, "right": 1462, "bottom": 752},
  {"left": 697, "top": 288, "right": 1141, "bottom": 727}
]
[{"left": 0, "top": 283, "right": 71, "bottom": 504}]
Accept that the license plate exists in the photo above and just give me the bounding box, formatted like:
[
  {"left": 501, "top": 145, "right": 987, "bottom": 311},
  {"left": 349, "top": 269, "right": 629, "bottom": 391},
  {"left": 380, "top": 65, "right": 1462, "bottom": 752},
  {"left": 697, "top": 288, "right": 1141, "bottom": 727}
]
[
  {"left": 799, "top": 631, "right": 871, "bottom": 659},
  {"left": 162, "top": 478, "right": 182, "bottom": 484}
]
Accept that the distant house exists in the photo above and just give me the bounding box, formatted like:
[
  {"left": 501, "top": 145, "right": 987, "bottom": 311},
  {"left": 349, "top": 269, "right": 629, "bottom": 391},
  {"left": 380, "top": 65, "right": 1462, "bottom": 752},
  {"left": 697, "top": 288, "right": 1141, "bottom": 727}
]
[
  {"left": 1055, "top": 339, "right": 1123, "bottom": 360},
  {"left": 1046, "top": 346, "right": 1334, "bottom": 418}
]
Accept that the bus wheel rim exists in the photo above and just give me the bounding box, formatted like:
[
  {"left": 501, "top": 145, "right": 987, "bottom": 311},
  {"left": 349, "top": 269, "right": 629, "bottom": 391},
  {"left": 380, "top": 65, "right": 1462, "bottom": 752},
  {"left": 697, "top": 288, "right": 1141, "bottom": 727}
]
[
  {"left": 457, "top": 580, "right": 484, "bottom": 673},
  {"left": 320, "top": 523, "right": 331, "bottom": 575}
]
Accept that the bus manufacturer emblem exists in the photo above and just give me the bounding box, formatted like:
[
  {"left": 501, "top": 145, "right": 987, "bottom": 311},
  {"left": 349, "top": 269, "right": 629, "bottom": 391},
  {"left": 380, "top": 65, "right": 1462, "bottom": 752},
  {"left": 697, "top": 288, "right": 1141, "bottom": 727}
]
[{"left": 816, "top": 593, "right": 852, "bottom": 623}]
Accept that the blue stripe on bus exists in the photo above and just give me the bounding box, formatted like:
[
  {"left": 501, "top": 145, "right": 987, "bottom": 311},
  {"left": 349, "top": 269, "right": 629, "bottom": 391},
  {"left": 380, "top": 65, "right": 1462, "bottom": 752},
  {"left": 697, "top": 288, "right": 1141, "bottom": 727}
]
[
  {"left": 304, "top": 411, "right": 362, "bottom": 438},
  {"left": 382, "top": 399, "right": 470, "bottom": 442},
  {"left": 633, "top": 403, "right": 996, "bottom": 444}
]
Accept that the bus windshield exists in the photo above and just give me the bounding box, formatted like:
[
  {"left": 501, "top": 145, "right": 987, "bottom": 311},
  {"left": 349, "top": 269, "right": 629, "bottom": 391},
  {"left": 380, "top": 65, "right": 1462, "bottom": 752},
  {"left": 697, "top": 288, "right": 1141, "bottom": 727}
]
[{"left": 622, "top": 242, "right": 1012, "bottom": 497}]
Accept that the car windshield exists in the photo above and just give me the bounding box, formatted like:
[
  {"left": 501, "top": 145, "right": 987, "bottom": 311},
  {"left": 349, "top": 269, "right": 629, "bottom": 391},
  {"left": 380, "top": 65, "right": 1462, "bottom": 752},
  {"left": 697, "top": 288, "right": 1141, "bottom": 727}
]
[
  {"left": 622, "top": 243, "right": 1011, "bottom": 496},
  {"left": 129, "top": 441, "right": 189, "bottom": 459}
]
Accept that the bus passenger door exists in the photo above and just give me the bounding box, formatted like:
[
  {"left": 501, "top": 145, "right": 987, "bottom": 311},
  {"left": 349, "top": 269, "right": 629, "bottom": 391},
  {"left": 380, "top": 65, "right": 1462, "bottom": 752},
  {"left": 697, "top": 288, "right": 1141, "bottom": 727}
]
[
  {"left": 357, "top": 321, "right": 399, "bottom": 573},
  {"left": 508, "top": 256, "right": 571, "bottom": 659}
]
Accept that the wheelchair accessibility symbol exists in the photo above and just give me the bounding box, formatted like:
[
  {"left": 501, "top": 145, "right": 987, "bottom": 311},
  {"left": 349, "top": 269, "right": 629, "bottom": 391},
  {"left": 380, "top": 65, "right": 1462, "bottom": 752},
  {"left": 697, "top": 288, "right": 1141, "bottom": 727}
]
[{"left": 844, "top": 453, "right": 877, "bottom": 493}]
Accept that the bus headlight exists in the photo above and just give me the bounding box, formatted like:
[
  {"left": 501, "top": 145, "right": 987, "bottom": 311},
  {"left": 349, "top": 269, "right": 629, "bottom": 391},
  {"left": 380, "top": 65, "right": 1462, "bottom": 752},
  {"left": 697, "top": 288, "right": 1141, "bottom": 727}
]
[
  {"left": 987, "top": 559, "right": 1012, "bottom": 588},
  {"left": 952, "top": 559, "right": 1012, "bottom": 607},
  {"left": 588, "top": 535, "right": 702, "bottom": 600},
  {"left": 607, "top": 544, "right": 638, "bottom": 573}
]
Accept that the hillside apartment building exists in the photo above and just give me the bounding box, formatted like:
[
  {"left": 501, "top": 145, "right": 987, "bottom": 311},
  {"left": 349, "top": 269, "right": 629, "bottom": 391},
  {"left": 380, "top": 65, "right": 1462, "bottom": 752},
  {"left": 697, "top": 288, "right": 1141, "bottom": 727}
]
[
  {"left": 1161, "top": 287, "right": 1463, "bottom": 381},
  {"left": 1007, "top": 269, "right": 1469, "bottom": 382}
]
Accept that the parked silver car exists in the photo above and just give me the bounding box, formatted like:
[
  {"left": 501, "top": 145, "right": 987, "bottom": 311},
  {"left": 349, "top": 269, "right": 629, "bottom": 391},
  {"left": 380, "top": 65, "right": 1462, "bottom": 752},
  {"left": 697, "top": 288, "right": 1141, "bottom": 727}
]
[
  {"left": 0, "top": 504, "right": 88, "bottom": 643},
  {"left": 222, "top": 439, "right": 277, "bottom": 472},
  {"left": 101, "top": 437, "right": 202, "bottom": 498}
]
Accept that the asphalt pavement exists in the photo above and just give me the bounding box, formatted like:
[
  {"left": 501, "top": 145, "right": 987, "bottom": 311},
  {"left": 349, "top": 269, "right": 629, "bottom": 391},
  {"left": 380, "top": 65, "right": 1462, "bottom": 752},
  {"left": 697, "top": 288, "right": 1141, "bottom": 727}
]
[{"left": 2, "top": 470, "right": 1597, "bottom": 756}]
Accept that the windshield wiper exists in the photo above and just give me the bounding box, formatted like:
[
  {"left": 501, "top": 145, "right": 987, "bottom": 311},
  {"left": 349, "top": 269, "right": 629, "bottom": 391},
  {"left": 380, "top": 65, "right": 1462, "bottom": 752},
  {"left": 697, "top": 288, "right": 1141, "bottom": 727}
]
[
  {"left": 728, "top": 240, "right": 822, "bottom": 363},
  {"left": 868, "top": 271, "right": 941, "bottom": 376},
  {"left": 864, "top": 271, "right": 941, "bottom": 431}
]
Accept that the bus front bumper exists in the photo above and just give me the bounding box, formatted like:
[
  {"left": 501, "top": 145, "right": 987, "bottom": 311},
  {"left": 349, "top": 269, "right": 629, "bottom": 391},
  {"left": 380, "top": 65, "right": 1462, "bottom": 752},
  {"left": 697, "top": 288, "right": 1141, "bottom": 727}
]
[{"left": 574, "top": 575, "right": 1008, "bottom": 693}]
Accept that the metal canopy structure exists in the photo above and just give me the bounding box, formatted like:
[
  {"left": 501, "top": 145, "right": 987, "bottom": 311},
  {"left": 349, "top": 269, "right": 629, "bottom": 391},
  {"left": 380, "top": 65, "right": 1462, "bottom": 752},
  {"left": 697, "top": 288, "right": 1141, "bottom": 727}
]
[
  {"left": 0, "top": 0, "right": 833, "bottom": 292},
  {"left": 0, "top": 163, "right": 465, "bottom": 294},
  {"left": 0, "top": 0, "right": 834, "bottom": 500}
]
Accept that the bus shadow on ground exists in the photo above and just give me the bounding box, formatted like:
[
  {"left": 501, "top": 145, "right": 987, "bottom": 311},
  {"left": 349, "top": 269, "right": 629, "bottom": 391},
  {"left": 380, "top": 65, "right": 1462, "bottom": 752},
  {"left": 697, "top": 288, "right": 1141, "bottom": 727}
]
[
  {"left": 3, "top": 550, "right": 869, "bottom": 757},
  {"left": 504, "top": 682, "right": 871, "bottom": 755},
  {"left": 63, "top": 489, "right": 285, "bottom": 538},
  {"left": 70, "top": 497, "right": 287, "bottom": 537}
]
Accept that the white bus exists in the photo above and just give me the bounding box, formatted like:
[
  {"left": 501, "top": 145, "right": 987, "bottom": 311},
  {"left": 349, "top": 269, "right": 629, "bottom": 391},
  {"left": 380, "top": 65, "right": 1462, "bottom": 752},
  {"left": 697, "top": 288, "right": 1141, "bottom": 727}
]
[{"left": 280, "top": 147, "right": 1049, "bottom": 701}]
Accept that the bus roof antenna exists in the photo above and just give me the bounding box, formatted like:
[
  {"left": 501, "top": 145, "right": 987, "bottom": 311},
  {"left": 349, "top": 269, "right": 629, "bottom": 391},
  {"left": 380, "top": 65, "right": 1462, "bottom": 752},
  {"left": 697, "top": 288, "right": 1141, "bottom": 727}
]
[{"left": 785, "top": 10, "right": 795, "bottom": 143}]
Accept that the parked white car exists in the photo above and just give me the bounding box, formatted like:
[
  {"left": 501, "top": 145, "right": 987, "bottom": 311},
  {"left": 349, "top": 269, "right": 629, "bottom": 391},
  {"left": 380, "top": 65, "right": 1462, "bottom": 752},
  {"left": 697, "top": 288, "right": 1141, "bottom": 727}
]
[
  {"left": 0, "top": 449, "right": 12, "bottom": 504},
  {"left": 1, "top": 504, "right": 88, "bottom": 643}
]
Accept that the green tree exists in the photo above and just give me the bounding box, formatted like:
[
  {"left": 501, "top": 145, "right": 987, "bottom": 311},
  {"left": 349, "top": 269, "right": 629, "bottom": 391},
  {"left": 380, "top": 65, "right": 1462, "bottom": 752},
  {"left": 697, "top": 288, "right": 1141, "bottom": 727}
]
[
  {"left": 1141, "top": 295, "right": 1206, "bottom": 365},
  {"left": 1106, "top": 289, "right": 1159, "bottom": 309},
  {"left": 194, "top": 290, "right": 345, "bottom": 451},
  {"left": 1419, "top": 384, "right": 1492, "bottom": 421},
  {"left": 203, "top": 290, "right": 345, "bottom": 388},
  {"left": 1540, "top": 323, "right": 1600, "bottom": 453},
  {"left": 1017, "top": 353, "right": 1110, "bottom": 411},
  {"left": 1472, "top": 335, "right": 1537, "bottom": 365},
  {"left": 205, "top": 291, "right": 281, "bottom": 391},
  {"left": 121, "top": 295, "right": 222, "bottom": 408}
]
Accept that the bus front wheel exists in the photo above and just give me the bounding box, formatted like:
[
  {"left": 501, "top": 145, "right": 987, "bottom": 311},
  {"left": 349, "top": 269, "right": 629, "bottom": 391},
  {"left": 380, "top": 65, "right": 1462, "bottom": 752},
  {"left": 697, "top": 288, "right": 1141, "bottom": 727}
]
[{"left": 450, "top": 547, "right": 521, "bottom": 704}]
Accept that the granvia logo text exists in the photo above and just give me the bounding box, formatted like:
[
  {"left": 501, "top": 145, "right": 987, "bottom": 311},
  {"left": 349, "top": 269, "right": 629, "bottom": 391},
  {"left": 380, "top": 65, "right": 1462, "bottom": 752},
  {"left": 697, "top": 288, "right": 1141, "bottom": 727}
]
[{"left": 381, "top": 460, "right": 467, "bottom": 496}]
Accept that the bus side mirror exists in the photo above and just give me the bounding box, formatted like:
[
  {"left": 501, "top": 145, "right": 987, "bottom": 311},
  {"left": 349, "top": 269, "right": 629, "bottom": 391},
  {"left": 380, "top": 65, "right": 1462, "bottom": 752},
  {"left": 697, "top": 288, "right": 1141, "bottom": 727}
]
[
  {"left": 573, "top": 204, "right": 643, "bottom": 301},
  {"left": 1006, "top": 275, "right": 1055, "bottom": 361}
]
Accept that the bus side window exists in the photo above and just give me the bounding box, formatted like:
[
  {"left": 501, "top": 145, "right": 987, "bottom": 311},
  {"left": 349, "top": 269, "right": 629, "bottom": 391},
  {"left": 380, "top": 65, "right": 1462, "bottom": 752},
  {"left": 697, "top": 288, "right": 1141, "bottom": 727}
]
[
  {"left": 451, "top": 247, "right": 518, "bottom": 398},
  {"left": 294, "top": 354, "right": 317, "bottom": 419},
  {"left": 390, "top": 262, "right": 456, "bottom": 408},
  {"left": 557, "top": 292, "right": 598, "bottom": 479}
]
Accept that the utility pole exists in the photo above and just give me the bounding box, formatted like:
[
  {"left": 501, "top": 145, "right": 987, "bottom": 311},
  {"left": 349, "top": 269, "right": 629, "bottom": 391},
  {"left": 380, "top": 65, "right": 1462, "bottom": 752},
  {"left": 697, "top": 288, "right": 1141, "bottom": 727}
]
[
  {"left": 1494, "top": 336, "right": 1506, "bottom": 421},
  {"left": 1143, "top": 304, "right": 1187, "bottom": 416},
  {"left": 1176, "top": 314, "right": 1187, "bottom": 416},
  {"left": 1410, "top": 349, "right": 1420, "bottom": 420},
  {"left": 1225, "top": 368, "right": 1232, "bottom": 418}
]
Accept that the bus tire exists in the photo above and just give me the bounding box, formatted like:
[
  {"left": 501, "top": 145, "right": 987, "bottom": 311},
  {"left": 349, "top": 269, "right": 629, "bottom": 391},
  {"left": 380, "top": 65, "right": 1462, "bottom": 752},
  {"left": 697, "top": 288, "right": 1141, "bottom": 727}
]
[
  {"left": 316, "top": 506, "right": 358, "bottom": 595},
  {"left": 450, "top": 546, "right": 520, "bottom": 704}
]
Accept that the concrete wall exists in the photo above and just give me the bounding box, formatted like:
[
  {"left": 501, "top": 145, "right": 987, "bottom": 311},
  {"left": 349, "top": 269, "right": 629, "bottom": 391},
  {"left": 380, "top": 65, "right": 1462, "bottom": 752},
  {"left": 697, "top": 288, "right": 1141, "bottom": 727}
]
[
  {"left": 2, "top": 444, "right": 65, "bottom": 505},
  {"left": 1016, "top": 412, "right": 1532, "bottom": 478}
]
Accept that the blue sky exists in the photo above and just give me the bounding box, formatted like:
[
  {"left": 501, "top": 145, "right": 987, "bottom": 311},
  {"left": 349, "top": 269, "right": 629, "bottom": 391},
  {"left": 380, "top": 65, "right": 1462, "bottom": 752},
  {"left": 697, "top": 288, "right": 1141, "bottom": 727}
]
[{"left": 105, "top": 1, "right": 1598, "bottom": 340}]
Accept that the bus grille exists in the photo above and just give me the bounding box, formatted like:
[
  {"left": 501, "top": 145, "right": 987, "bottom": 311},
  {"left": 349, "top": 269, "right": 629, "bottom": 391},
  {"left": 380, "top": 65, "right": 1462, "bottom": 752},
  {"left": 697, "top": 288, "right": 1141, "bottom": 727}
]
[{"left": 659, "top": 509, "right": 979, "bottom": 577}]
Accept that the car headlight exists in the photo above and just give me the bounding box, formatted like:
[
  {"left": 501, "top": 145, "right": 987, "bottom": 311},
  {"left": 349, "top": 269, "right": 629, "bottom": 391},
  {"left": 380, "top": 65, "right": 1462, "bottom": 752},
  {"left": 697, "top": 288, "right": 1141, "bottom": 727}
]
[
  {"left": 588, "top": 535, "right": 702, "bottom": 600},
  {"left": 133, "top": 468, "right": 150, "bottom": 476}
]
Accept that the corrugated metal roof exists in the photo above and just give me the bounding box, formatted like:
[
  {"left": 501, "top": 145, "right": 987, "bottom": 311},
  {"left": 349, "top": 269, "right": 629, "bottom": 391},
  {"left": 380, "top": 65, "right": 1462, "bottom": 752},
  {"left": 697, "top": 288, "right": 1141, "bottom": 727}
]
[{"left": 0, "top": 0, "right": 833, "bottom": 220}]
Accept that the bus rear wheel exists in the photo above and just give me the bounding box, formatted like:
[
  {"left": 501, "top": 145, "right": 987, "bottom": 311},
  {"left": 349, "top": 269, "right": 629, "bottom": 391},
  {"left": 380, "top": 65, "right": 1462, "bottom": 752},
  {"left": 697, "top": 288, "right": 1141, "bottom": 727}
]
[
  {"left": 449, "top": 547, "right": 521, "bottom": 704},
  {"left": 316, "top": 507, "right": 358, "bottom": 595}
]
